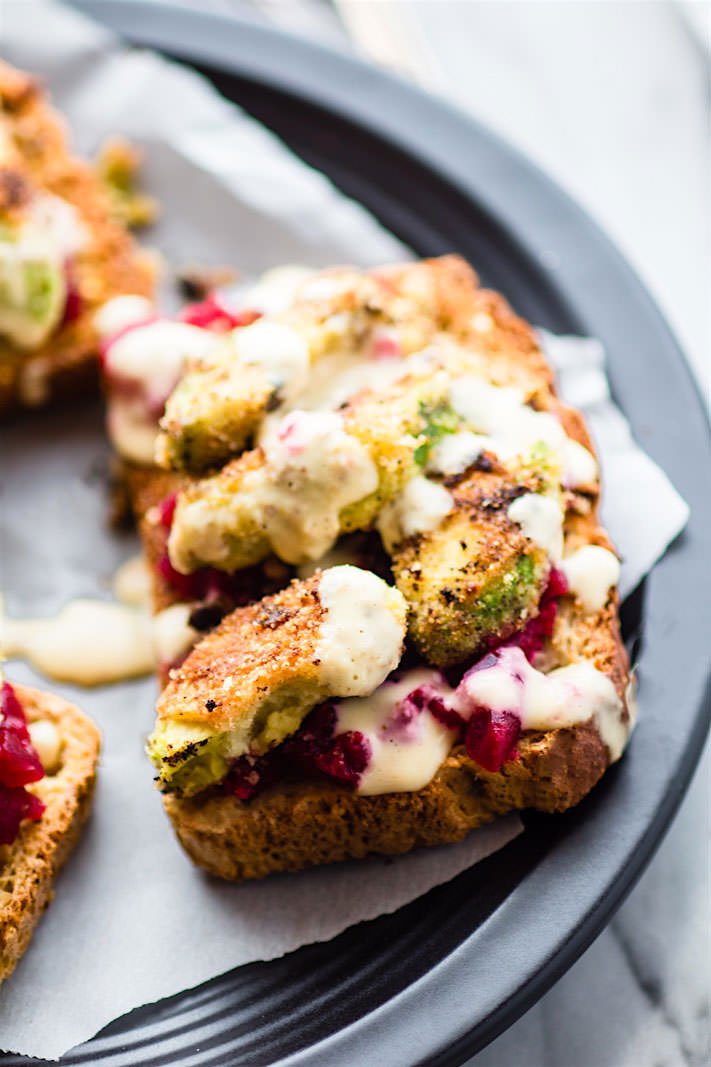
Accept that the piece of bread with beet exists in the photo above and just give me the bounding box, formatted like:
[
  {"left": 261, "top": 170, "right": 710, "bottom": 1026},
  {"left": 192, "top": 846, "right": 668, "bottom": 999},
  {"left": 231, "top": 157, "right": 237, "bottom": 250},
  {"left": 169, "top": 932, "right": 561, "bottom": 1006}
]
[{"left": 0, "top": 683, "right": 100, "bottom": 982}]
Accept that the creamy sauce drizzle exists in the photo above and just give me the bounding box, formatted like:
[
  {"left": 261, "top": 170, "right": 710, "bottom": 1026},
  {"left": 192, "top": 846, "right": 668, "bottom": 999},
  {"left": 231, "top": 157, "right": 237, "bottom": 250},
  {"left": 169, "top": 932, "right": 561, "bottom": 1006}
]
[
  {"left": 260, "top": 411, "right": 379, "bottom": 563},
  {"left": 335, "top": 668, "right": 457, "bottom": 795},
  {"left": 94, "top": 294, "right": 154, "bottom": 338},
  {"left": 104, "top": 321, "right": 217, "bottom": 463},
  {"left": 315, "top": 566, "right": 407, "bottom": 697},
  {"left": 561, "top": 545, "right": 620, "bottom": 612},
  {"left": 240, "top": 265, "right": 315, "bottom": 315},
  {"left": 377, "top": 476, "right": 453, "bottom": 553},
  {"left": 0, "top": 555, "right": 200, "bottom": 687},
  {"left": 232, "top": 319, "right": 310, "bottom": 404},
  {"left": 425, "top": 430, "right": 491, "bottom": 476},
  {"left": 507, "top": 492, "right": 564, "bottom": 562},
  {"left": 448, "top": 374, "right": 597, "bottom": 488},
  {"left": 27, "top": 719, "right": 62, "bottom": 775},
  {"left": 0, "top": 597, "right": 155, "bottom": 686},
  {"left": 459, "top": 646, "right": 629, "bottom": 761}
]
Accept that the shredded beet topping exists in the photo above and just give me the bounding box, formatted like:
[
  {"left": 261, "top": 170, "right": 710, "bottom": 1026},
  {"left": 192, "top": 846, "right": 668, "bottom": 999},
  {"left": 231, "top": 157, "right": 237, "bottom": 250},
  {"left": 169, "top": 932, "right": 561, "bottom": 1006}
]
[
  {"left": 156, "top": 551, "right": 279, "bottom": 613},
  {"left": 0, "top": 683, "right": 44, "bottom": 787},
  {"left": 157, "top": 491, "right": 178, "bottom": 530},
  {"left": 179, "top": 294, "right": 261, "bottom": 332},
  {"left": 0, "top": 682, "right": 45, "bottom": 845},
  {"left": 226, "top": 704, "right": 371, "bottom": 802},
  {"left": 546, "top": 566, "right": 569, "bottom": 600},
  {"left": 464, "top": 708, "right": 521, "bottom": 773},
  {"left": 224, "top": 568, "right": 571, "bottom": 799},
  {"left": 60, "top": 261, "right": 82, "bottom": 326},
  {"left": 486, "top": 566, "right": 569, "bottom": 665},
  {"left": 394, "top": 684, "right": 460, "bottom": 736}
]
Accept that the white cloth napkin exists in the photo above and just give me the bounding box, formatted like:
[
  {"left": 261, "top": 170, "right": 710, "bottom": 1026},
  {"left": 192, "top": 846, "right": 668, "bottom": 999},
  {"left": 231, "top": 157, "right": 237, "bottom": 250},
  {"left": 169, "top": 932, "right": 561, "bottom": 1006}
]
[{"left": 0, "top": 1, "right": 688, "bottom": 1059}]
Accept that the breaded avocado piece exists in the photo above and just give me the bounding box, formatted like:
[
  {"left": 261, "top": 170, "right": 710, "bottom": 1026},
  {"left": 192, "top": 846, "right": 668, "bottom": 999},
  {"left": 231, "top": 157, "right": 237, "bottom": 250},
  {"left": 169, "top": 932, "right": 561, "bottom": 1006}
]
[
  {"left": 154, "top": 256, "right": 482, "bottom": 475},
  {"left": 167, "top": 369, "right": 454, "bottom": 574},
  {"left": 391, "top": 466, "right": 550, "bottom": 668},
  {"left": 149, "top": 566, "right": 407, "bottom": 796},
  {"left": 156, "top": 359, "right": 276, "bottom": 472}
]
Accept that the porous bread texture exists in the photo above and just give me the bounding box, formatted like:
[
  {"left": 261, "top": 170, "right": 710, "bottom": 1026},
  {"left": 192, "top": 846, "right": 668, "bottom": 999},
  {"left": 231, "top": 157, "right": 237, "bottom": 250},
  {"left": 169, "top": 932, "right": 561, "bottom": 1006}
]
[
  {"left": 161, "top": 523, "right": 629, "bottom": 881},
  {"left": 0, "top": 61, "right": 154, "bottom": 416},
  {"left": 163, "top": 720, "right": 610, "bottom": 882},
  {"left": 0, "top": 686, "right": 100, "bottom": 982}
]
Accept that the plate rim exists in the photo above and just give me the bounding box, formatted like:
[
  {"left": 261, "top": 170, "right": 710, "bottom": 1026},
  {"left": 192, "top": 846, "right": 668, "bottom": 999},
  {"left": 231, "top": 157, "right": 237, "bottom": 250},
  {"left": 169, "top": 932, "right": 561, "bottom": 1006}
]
[{"left": 48, "top": 4, "right": 711, "bottom": 1063}]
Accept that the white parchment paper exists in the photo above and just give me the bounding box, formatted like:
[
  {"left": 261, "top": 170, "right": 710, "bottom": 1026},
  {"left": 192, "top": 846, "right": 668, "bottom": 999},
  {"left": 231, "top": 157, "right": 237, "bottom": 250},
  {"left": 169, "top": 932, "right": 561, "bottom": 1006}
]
[{"left": 0, "top": 1, "right": 689, "bottom": 1059}]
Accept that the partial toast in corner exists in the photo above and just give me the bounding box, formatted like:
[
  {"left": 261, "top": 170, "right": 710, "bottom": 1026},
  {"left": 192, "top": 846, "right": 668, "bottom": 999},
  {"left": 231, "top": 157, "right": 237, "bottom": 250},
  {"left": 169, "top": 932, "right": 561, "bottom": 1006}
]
[
  {"left": 0, "top": 683, "right": 100, "bottom": 983},
  {"left": 0, "top": 60, "right": 155, "bottom": 417}
]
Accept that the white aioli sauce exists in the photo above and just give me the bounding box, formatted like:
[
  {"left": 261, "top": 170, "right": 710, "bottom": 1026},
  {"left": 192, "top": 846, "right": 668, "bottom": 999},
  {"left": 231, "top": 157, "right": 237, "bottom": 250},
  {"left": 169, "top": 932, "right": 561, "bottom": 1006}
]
[
  {"left": 261, "top": 411, "right": 379, "bottom": 563},
  {"left": 112, "top": 553, "right": 152, "bottom": 606},
  {"left": 459, "top": 646, "right": 629, "bottom": 761},
  {"left": 153, "top": 604, "right": 199, "bottom": 666},
  {"left": 315, "top": 565, "right": 407, "bottom": 697},
  {"left": 562, "top": 438, "right": 598, "bottom": 488},
  {"left": 426, "top": 430, "right": 491, "bottom": 476},
  {"left": 232, "top": 319, "right": 310, "bottom": 403},
  {"left": 0, "top": 598, "right": 155, "bottom": 686},
  {"left": 507, "top": 492, "right": 564, "bottom": 562},
  {"left": 27, "top": 719, "right": 62, "bottom": 775},
  {"left": 300, "top": 351, "right": 408, "bottom": 412},
  {"left": 107, "top": 402, "right": 163, "bottom": 467},
  {"left": 0, "top": 557, "right": 200, "bottom": 688},
  {"left": 561, "top": 545, "right": 620, "bottom": 613},
  {"left": 94, "top": 294, "right": 154, "bottom": 338},
  {"left": 105, "top": 321, "right": 216, "bottom": 404},
  {"left": 240, "top": 265, "right": 315, "bottom": 315},
  {"left": 377, "top": 476, "right": 453, "bottom": 553},
  {"left": 335, "top": 668, "right": 457, "bottom": 795},
  {"left": 449, "top": 374, "right": 597, "bottom": 488},
  {"left": 104, "top": 320, "right": 217, "bottom": 462}
]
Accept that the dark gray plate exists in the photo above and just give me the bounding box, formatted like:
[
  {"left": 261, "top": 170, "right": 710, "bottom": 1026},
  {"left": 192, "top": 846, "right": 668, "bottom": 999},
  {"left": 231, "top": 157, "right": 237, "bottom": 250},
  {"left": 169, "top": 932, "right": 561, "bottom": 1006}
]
[{"left": 4, "top": 3, "right": 710, "bottom": 1064}]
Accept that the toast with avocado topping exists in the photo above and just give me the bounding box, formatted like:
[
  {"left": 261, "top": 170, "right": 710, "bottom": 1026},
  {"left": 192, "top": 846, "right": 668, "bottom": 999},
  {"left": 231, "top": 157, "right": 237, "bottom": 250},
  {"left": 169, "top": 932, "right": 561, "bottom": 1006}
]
[
  {"left": 0, "top": 60, "right": 154, "bottom": 416},
  {"left": 109, "top": 254, "right": 633, "bottom": 880}
]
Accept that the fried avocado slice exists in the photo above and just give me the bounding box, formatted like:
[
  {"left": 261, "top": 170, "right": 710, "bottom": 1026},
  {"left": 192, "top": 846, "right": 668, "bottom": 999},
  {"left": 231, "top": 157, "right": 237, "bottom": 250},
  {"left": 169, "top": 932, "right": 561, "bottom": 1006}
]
[
  {"left": 154, "top": 256, "right": 481, "bottom": 474},
  {"left": 155, "top": 358, "right": 278, "bottom": 473},
  {"left": 390, "top": 466, "right": 553, "bottom": 669},
  {"left": 167, "top": 369, "right": 454, "bottom": 574},
  {"left": 148, "top": 566, "right": 407, "bottom": 796}
]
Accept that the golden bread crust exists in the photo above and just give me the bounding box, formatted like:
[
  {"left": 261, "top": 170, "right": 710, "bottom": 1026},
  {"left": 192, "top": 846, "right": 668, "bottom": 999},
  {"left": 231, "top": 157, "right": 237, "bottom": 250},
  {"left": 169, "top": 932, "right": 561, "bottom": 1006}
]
[
  {"left": 163, "top": 719, "right": 609, "bottom": 882},
  {"left": 0, "top": 686, "right": 100, "bottom": 982}
]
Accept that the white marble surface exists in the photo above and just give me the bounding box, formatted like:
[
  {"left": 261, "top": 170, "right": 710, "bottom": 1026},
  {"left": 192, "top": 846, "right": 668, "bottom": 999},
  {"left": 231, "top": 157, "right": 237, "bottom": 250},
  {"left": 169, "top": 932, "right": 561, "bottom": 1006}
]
[{"left": 76, "top": 2, "right": 711, "bottom": 1063}]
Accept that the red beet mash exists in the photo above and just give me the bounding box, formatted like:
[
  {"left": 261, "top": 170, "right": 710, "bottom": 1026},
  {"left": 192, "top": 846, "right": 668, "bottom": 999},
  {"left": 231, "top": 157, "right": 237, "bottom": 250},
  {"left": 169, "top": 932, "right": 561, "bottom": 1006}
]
[{"left": 0, "top": 682, "right": 46, "bottom": 846}]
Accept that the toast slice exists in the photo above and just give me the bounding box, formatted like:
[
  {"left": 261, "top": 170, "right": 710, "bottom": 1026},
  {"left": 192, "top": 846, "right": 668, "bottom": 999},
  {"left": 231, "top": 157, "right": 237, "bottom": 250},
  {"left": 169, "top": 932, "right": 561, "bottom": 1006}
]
[
  {"left": 0, "top": 61, "right": 154, "bottom": 416},
  {"left": 126, "top": 255, "right": 632, "bottom": 882},
  {"left": 157, "top": 517, "right": 631, "bottom": 881},
  {"left": 0, "top": 685, "right": 100, "bottom": 982}
]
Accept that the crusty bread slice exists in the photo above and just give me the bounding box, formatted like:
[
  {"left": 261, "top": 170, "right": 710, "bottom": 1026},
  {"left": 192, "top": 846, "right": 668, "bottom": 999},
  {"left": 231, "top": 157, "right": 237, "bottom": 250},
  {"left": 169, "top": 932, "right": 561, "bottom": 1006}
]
[
  {"left": 0, "top": 686, "right": 100, "bottom": 982},
  {"left": 162, "top": 583, "right": 629, "bottom": 882},
  {"left": 0, "top": 61, "right": 154, "bottom": 417},
  {"left": 163, "top": 723, "right": 608, "bottom": 882}
]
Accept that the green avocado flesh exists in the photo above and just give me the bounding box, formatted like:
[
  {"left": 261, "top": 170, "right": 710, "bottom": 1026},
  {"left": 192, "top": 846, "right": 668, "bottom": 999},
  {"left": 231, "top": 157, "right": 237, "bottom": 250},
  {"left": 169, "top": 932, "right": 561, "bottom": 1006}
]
[
  {"left": 0, "top": 252, "right": 66, "bottom": 349},
  {"left": 149, "top": 720, "right": 231, "bottom": 797},
  {"left": 148, "top": 681, "right": 323, "bottom": 797}
]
